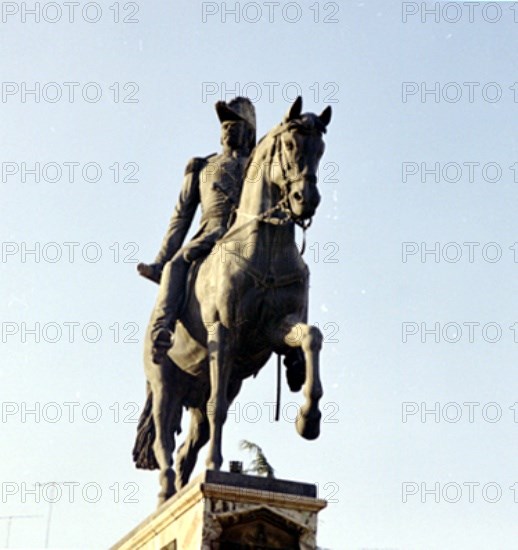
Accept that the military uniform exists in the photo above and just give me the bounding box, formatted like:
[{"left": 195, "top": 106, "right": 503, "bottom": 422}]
[
  {"left": 163, "top": 151, "right": 248, "bottom": 265},
  {"left": 139, "top": 97, "right": 256, "bottom": 362}
]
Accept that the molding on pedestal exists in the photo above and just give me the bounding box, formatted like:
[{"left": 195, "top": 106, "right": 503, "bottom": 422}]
[{"left": 111, "top": 471, "right": 327, "bottom": 550}]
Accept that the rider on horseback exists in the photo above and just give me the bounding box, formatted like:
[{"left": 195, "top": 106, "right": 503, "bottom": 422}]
[{"left": 137, "top": 97, "right": 257, "bottom": 363}]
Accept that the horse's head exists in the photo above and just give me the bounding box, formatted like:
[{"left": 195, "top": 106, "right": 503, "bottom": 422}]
[{"left": 271, "top": 96, "right": 332, "bottom": 221}]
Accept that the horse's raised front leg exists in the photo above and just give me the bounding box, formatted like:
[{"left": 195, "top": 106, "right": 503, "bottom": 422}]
[
  {"left": 277, "top": 316, "right": 323, "bottom": 440},
  {"left": 206, "top": 320, "right": 231, "bottom": 471}
]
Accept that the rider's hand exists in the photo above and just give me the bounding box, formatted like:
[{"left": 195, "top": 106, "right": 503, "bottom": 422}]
[{"left": 137, "top": 262, "right": 162, "bottom": 284}]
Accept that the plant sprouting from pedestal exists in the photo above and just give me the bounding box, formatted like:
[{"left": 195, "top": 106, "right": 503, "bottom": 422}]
[{"left": 239, "top": 440, "right": 275, "bottom": 478}]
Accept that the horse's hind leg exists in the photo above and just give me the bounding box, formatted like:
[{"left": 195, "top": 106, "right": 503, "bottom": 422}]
[
  {"left": 176, "top": 377, "right": 242, "bottom": 490},
  {"left": 150, "top": 364, "right": 183, "bottom": 506},
  {"left": 275, "top": 316, "right": 323, "bottom": 440},
  {"left": 206, "top": 321, "right": 232, "bottom": 471},
  {"left": 175, "top": 406, "right": 209, "bottom": 491}
]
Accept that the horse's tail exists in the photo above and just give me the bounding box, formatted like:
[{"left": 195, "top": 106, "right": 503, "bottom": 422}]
[{"left": 132, "top": 382, "right": 159, "bottom": 470}]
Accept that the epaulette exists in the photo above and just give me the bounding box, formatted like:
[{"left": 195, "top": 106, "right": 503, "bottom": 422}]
[{"left": 184, "top": 153, "right": 217, "bottom": 175}]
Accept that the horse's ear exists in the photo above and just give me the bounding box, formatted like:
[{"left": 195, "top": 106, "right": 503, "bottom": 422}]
[
  {"left": 284, "top": 96, "right": 303, "bottom": 122},
  {"left": 319, "top": 105, "right": 332, "bottom": 127}
]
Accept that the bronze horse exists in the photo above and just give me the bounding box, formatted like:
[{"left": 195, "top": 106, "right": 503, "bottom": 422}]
[{"left": 133, "top": 97, "right": 332, "bottom": 504}]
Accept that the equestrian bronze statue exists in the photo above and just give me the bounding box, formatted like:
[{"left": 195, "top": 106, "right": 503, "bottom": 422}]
[{"left": 133, "top": 96, "right": 332, "bottom": 505}]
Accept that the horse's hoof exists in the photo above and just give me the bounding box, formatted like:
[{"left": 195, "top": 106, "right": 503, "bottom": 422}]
[
  {"left": 296, "top": 408, "right": 321, "bottom": 440},
  {"left": 158, "top": 469, "right": 176, "bottom": 505},
  {"left": 157, "top": 485, "right": 176, "bottom": 508},
  {"left": 205, "top": 458, "right": 223, "bottom": 471}
]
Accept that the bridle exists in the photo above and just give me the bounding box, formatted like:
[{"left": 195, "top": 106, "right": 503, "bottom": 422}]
[
  {"left": 224, "top": 120, "right": 321, "bottom": 253},
  {"left": 265, "top": 122, "right": 320, "bottom": 249}
]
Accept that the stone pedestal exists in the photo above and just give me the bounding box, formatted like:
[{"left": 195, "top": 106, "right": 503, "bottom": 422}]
[{"left": 111, "top": 470, "right": 327, "bottom": 550}]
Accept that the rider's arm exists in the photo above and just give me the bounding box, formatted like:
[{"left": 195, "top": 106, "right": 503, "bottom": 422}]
[{"left": 154, "top": 157, "right": 205, "bottom": 266}]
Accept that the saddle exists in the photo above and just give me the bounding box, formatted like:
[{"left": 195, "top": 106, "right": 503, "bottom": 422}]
[{"left": 178, "top": 259, "right": 204, "bottom": 320}]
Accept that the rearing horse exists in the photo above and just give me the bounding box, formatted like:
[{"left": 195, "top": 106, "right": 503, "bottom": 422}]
[{"left": 133, "top": 97, "right": 332, "bottom": 504}]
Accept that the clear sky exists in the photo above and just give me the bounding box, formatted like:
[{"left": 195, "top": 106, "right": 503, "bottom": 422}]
[{"left": 2, "top": 1, "right": 518, "bottom": 548}]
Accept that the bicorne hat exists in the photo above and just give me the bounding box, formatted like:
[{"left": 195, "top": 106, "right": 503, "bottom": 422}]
[{"left": 215, "top": 97, "right": 256, "bottom": 132}]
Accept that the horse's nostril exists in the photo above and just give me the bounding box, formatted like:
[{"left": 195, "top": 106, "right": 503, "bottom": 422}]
[{"left": 293, "top": 191, "right": 303, "bottom": 203}]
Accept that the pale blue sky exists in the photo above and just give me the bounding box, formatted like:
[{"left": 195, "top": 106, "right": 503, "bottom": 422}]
[{"left": 2, "top": 1, "right": 518, "bottom": 548}]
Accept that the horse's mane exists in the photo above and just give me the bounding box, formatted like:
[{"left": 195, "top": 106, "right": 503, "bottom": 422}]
[{"left": 240, "top": 123, "right": 281, "bottom": 184}]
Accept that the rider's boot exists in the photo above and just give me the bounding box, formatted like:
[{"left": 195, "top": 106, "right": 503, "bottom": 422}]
[
  {"left": 149, "top": 257, "right": 189, "bottom": 364},
  {"left": 150, "top": 306, "right": 178, "bottom": 364},
  {"left": 151, "top": 327, "right": 173, "bottom": 364},
  {"left": 284, "top": 348, "right": 306, "bottom": 392}
]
